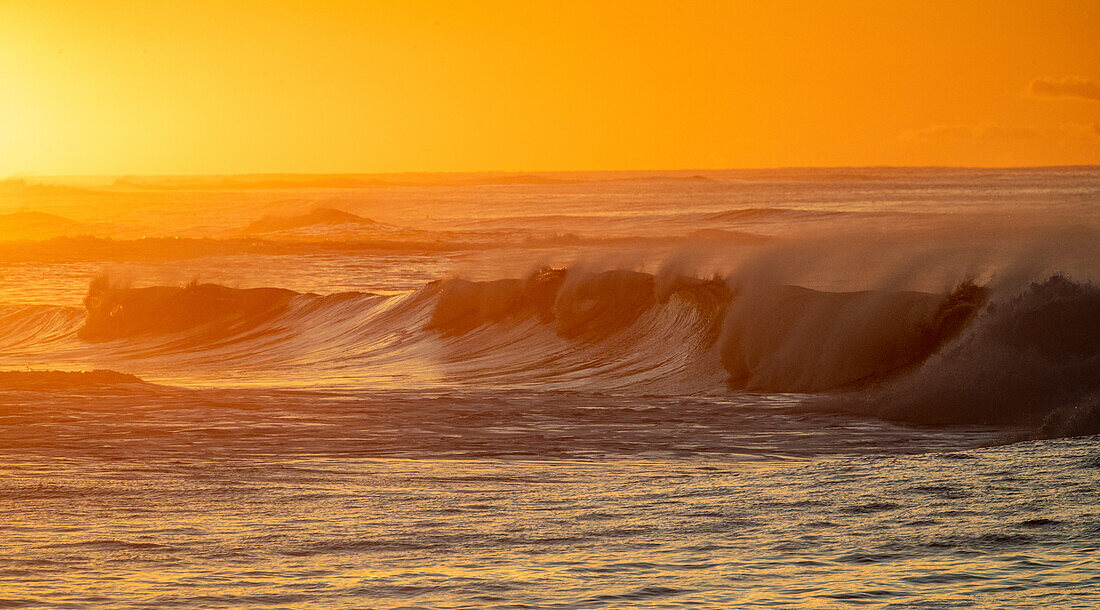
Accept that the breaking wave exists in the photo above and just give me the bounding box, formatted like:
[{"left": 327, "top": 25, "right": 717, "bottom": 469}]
[
  {"left": 0, "top": 369, "right": 144, "bottom": 391},
  {"left": 0, "top": 269, "right": 1096, "bottom": 437},
  {"left": 79, "top": 277, "right": 298, "bottom": 342},
  {"left": 814, "top": 276, "right": 1100, "bottom": 438}
]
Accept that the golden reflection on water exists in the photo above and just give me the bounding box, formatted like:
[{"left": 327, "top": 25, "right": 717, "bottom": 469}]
[{"left": 1, "top": 445, "right": 1097, "bottom": 607}]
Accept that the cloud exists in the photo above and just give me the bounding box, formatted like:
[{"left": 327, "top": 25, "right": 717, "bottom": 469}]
[
  {"left": 1029, "top": 76, "right": 1100, "bottom": 101},
  {"left": 901, "top": 124, "right": 1043, "bottom": 142},
  {"left": 1060, "top": 122, "right": 1100, "bottom": 141}
]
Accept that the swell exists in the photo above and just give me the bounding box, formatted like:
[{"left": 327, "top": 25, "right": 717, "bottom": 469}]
[{"left": 0, "top": 270, "right": 1096, "bottom": 438}]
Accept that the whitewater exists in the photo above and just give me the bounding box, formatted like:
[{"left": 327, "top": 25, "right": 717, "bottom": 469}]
[{"left": 0, "top": 167, "right": 1098, "bottom": 607}]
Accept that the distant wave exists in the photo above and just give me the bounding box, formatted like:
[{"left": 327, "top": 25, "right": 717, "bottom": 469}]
[
  {"left": 0, "top": 178, "right": 94, "bottom": 197},
  {"left": 241, "top": 208, "right": 382, "bottom": 234},
  {"left": 0, "top": 211, "right": 92, "bottom": 241},
  {"left": 0, "top": 236, "right": 478, "bottom": 262},
  {"left": 0, "top": 269, "right": 1096, "bottom": 438},
  {"left": 0, "top": 231, "right": 770, "bottom": 262}
]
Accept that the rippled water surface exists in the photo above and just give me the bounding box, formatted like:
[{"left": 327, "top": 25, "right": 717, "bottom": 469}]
[
  {"left": 0, "top": 391, "right": 1098, "bottom": 608},
  {"left": 2, "top": 433, "right": 1098, "bottom": 608}
]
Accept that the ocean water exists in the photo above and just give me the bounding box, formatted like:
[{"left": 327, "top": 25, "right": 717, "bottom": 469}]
[{"left": 0, "top": 167, "right": 1098, "bottom": 607}]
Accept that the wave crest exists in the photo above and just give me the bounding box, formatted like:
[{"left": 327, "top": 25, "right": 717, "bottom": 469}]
[
  {"left": 0, "top": 369, "right": 144, "bottom": 391},
  {"left": 79, "top": 277, "right": 298, "bottom": 341},
  {"left": 428, "top": 267, "right": 730, "bottom": 341}
]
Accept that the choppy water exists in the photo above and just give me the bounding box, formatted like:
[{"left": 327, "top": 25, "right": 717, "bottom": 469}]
[
  {"left": 0, "top": 167, "right": 1098, "bottom": 607},
  {"left": 2, "top": 430, "right": 1099, "bottom": 608}
]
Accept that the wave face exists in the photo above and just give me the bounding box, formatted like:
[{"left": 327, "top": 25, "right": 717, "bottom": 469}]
[
  {"left": 816, "top": 276, "right": 1100, "bottom": 438},
  {"left": 79, "top": 277, "right": 298, "bottom": 342},
  {"left": 719, "top": 283, "right": 984, "bottom": 392},
  {"left": 0, "top": 369, "right": 143, "bottom": 390},
  {"left": 0, "top": 264, "right": 1096, "bottom": 437}
]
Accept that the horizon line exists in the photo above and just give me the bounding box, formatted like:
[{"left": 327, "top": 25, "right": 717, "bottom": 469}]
[{"left": 6, "top": 163, "right": 1100, "bottom": 181}]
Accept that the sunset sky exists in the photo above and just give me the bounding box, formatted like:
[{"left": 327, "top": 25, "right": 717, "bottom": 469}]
[{"left": 1, "top": 0, "right": 1097, "bottom": 175}]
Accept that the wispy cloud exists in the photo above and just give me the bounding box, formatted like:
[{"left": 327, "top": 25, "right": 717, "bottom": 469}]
[
  {"left": 901, "top": 124, "right": 1043, "bottom": 142},
  {"left": 1029, "top": 76, "right": 1100, "bottom": 101}
]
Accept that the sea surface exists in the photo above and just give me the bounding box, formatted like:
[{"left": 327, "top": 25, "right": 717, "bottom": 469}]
[{"left": 0, "top": 167, "right": 1098, "bottom": 607}]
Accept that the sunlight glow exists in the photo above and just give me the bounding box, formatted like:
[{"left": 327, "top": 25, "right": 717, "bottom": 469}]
[{"left": 0, "top": 0, "right": 1097, "bottom": 175}]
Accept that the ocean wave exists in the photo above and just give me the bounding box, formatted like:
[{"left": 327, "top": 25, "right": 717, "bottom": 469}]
[
  {"left": 79, "top": 277, "right": 299, "bottom": 342},
  {"left": 720, "top": 282, "right": 985, "bottom": 391},
  {"left": 0, "top": 369, "right": 144, "bottom": 391},
  {"left": 0, "top": 304, "right": 84, "bottom": 350},
  {"left": 428, "top": 268, "right": 729, "bottom": 340},
  {"left": 0, "top": 269, "right": 1096, "bottom": 437},
  {"left": 813, "top": 276, "right": 1100, "bottom": 438},
  {"left": 241, "top": 208, "right": 383, "bottom": 234}
]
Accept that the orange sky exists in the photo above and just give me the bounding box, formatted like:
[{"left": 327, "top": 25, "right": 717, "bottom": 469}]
[{"left": 1, "top": 0, "right": 1097, "bottom": 175}]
